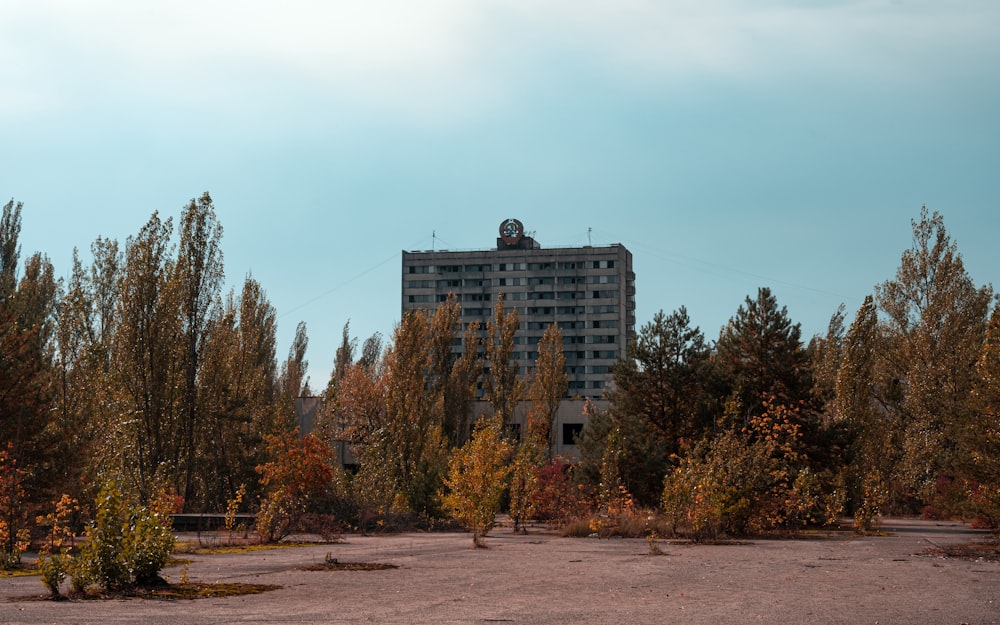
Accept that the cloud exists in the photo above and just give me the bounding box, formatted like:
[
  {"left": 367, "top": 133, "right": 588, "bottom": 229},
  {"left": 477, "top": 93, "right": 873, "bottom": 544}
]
[{"left": 2, "top": 0, "right": 997, "bottom": 123}]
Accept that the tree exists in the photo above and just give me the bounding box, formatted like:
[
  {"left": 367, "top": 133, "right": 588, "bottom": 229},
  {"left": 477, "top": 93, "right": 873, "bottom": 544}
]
[
  {"left": 380, "top": 310, "right": 449, "bottom": 515},
  {"left": 109, "top": 211, "right": 183, "bottom": 503},
  {"left": 510, "top": 323, "right": 568, "bottom": 533},
  {"left": 196, "top": 277, "right": 280, "bottom": 510},
  {"left": 0, "top": 201, "right": 57, "bottom": 500},
  {"left": 835, "top": 296, "right": 893, "bottom": 528},
  {"left": 525, "top": 323, "right": 568, "bottom": 452},
  {"left": 716, "top": 288, "right": 813, "bottom": 426},
  {"left": 874, "top": 206, "right": 993, "bottom": 503},
  {"left": 443, "top": 414, "right": 513, "bottom": 546},
  {"left": 809, "top": 304, "right": 847, "bottom": 420},
  {"left": 174, "top": 192, "right": 224, "bottom": 509},
  {"left": 255, "top": 430, "right": 339, "bottom": 543},
  {"left": 0, "top": 199, "right": 22, "bottom": 299},
  {"left": 968, "top": 303, "right": 1000, "bottom": 525},
  {"left": 611, "top": 308, "right": 712, "bottom": 454},
  {"left": 280, "top": 321, "right": 311, "bottom": 401},
  {"left": 483, "top": 295, "right": 522, "bottom": 424},
  {"left": 428, "top": 295, "right": 480, "bottom": 448}
]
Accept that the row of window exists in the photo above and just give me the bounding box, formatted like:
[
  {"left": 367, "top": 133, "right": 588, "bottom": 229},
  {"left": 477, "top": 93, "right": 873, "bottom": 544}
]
[
  {"left": 408, "top": 275, "right": 619, "bottom": 288},
  {"left": 475, "top": 350, "right": 619, "bottom": 361},
  {"left": 408, "top": 260, "right": 617, "bottom": 274},
  {"left": 568, "top": 380, "right": 607, "bottom": 390}
]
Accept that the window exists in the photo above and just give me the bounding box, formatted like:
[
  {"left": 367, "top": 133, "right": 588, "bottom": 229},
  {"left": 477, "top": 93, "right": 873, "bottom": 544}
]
[
  {"left": 529, "top": 276, "right": 554, "bottom": 286},
  {"left": 589, "top": 274, "right": 619, "bottom": 284},
  {"left": 557, "top": 306, "right": 585, "bottom": 315},
  {"left": 587, "top": 335, "right": 618, "bottom": 344},
  {"left": 465, "top": 264, "right": 491, "bottom": 272},
  {"left": 408, "top": 265, "right": 434, "bottom": 274},
  {"left": 592, "top": 260, "right": 615, "bottom": 269},
  {"left": 506, "top": 423, "right": 521, "bottom": 442},
  {"left": 562, "top": 423, "right": 584, "bottom": 445},
  {"left": 592, "top": 290, "right": 618, "bottom": 299},
  {"left": 407, "top": 280, "right": 432, "bottom": 288},
  {"left": 440, "top": 264, "right": 463, "bottom": 273},
  {"left": 589, "top": 305, "right": 618, "bottom": 314},
  {"left": 528, "top": 262, "right": 554, "bottom": 271},
  {"left": 408, "top": 294, "right": 432, "bottom": 303}
]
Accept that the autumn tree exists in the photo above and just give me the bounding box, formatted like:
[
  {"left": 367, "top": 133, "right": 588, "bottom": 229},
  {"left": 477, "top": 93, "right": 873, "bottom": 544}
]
[
  {"left": 0, "top": 200, "right": 57, "bottom": 501},
  {"left": 874, "top": 206, "right": 993, "bottom": 506},
  {"left": 836, "top": 296, "right": 893, "bottom": 528},
  {"left": 255, "top": 430, "right": 340, "bottom": 543},
  {"left": 968, "top": 303, "right": 1000, "bottom": 525},
  {"left": 175, "top": 192, "right": 224, "bottom": 508},
  {"left": 483, "top": 295, "right": 522, "bottom": 424},
  {"left": 380, "top": 309, "right": 450, "bottom": 515},
  {"left": 511, "top": 323, "right": 567, "bottom": 532},
  {"left": 428, "top": 295, "right": 480, "bottom": 448},
  {"left": 525, "top": 323, "right": 568, "bottom": 451},
  {"left": 443, "top": 414, "right": 513, "bottom": 546},
  {"left": 196, "top": 277, "right": 281, "bottom": 509},
  {"left": 108, "top": 211, "right": 183, "bottom": 503}
]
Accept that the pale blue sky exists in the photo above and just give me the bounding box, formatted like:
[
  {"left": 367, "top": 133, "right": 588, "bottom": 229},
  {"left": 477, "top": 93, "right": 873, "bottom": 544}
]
[{"left": 3, "top": 1, "right": 998, "bottom": 387}]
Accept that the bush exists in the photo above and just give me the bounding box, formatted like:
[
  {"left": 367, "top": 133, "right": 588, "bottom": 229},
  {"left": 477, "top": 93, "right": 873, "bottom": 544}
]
[
  {"left": 76, "top": 482, "right": 175, "bottom": 591},
  {"left": 37, "top": 552, "right": 68, "bottom": 598}
]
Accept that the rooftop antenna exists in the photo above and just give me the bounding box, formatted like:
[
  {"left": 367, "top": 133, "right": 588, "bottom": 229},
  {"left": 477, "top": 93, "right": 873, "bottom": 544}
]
[
  {"left": 588, "top": 227, "right": 592, "bottom": 246},
  {"left": 432, "top": 230, "right": 436, "bottom": 251}
]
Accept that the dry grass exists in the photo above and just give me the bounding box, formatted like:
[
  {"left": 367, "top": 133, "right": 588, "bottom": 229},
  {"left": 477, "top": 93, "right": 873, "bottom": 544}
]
[{"left": 923, "top": 538, "right": 1000, "bottom": 562}]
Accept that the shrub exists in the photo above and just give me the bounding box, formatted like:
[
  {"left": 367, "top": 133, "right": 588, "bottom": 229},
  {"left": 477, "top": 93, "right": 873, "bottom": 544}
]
[
  {"left": 256, "top": 431, "right": 340, "bottom": 543},
  {"left": 76, "top": 482, "right": 175, "bottom": 591},
  {"left": 37, "top": 552, "right": 68, "bottom": 598},
  {"left": 532, "top": 458, "right": 587, "bottom": 525}
]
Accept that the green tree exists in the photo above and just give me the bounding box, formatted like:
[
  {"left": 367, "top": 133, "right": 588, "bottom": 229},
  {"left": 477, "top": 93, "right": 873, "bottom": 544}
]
[
  {"left": 716, "top": 288, "right": 813, "bottom": 427},
  {"left": 611, "top": 308, "right": 712, "bottom": 455}
]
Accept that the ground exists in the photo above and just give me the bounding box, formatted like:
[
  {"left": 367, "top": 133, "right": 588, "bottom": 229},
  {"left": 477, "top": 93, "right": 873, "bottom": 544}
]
[{"left": 1, "top": 519, "right": 997, "bottom": 624}]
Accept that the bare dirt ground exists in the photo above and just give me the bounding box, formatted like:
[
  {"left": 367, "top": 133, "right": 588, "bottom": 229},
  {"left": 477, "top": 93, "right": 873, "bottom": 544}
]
[{"left": 2, "top": 518, "right": 997, "bottom": 625}]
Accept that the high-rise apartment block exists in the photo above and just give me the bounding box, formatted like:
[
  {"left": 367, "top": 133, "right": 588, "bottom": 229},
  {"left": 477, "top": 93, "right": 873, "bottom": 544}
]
[{"left": 401, "top": 218, "right": 636, "bottom": 399}]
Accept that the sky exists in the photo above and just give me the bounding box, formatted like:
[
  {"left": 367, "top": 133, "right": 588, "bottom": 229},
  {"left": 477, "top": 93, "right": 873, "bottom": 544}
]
[{"left": 2, "top": 0, "right": 998, "bottom": 388}]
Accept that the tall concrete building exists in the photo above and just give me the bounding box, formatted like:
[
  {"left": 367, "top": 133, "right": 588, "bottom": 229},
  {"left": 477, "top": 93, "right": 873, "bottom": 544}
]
[{"left": 401, "top": 218, "right": 635, "bottom": 400}]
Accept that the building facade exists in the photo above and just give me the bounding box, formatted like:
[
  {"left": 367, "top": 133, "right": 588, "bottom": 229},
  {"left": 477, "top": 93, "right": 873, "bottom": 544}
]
[{"left": 401, "top": 218, "right": 636, "bottom": 400}]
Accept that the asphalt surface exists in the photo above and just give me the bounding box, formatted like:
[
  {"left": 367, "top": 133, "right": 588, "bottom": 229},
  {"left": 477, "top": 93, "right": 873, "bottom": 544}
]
[{"left": 2, "top": 519, "right": 997, "bottom": 624}]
